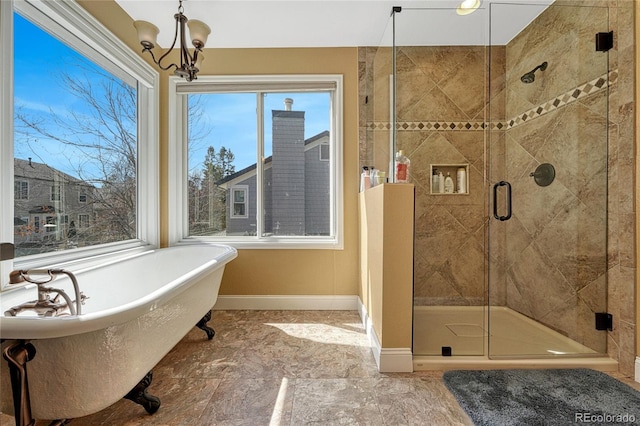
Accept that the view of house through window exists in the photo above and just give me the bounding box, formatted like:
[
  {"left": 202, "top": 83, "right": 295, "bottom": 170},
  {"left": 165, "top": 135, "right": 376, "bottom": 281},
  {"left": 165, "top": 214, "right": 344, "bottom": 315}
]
[
  {"left": 13, "top": 12, "right": 138, "bottom": 257},
  {"left": 187, "top": 91, "right": 332, "bottom": 238}
]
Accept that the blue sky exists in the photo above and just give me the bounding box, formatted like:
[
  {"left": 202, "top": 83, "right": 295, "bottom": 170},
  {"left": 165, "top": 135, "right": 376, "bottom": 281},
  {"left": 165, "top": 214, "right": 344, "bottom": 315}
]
[
  {"left": 14, "top": 13, "right": 98, "bottom": 178},
  {"left": 14, "top": 12, "right": 330, "bottom": 181},
  {"left": 188, "top": 92, "right": 330, "bottom": 174}
]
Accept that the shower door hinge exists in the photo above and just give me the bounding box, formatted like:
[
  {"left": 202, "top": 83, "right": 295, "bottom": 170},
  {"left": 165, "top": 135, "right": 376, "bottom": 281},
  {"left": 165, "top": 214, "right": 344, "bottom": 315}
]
[
  {"left": 595, "top": 31, "right": 613, "bottom": 52},
  {"left": 595, "top": 312, "right": 613, "bottom": 331}
]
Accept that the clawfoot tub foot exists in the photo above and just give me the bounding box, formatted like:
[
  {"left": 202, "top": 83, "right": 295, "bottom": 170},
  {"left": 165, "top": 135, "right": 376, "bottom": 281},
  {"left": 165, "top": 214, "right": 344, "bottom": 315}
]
[
  {"left": 196, "top": 309, "right": 215, "bottom": 340},
  {"left": 124, "top": 371, "right": 161, "bottom": 414}
]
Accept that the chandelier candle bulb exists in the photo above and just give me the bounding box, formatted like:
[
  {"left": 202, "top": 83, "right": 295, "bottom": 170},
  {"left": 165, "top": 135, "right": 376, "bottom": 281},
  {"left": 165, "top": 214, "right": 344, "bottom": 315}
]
[
  {"left": 187, "top": 20, "right": 211, "bottom": 47},
  {"left": 133, "top": 20, "right": 159, "bottom": 48}
]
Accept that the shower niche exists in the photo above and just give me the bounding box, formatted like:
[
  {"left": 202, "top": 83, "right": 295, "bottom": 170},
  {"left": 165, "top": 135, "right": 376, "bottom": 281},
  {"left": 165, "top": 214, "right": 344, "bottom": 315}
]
[{"left": 430, "top": 164, "right": 469, "bottom": 195}]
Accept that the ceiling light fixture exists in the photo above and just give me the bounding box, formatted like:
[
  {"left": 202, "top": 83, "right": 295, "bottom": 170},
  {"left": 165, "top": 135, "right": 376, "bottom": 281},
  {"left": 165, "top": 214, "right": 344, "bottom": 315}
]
[
  {"left": 133, "top": 0, "right": 210, "bottom": 81},
  {"left": 456, "top": 0, "right": 482, "bottom": 15}
]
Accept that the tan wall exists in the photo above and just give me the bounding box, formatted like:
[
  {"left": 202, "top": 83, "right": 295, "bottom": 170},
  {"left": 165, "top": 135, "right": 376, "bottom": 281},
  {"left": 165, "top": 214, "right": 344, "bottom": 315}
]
[
  {"left": 78, "top": 1, "right": 360, "bottom": 298},
  {"left": 193, "top": 48, "right": 360, "bottom": 296},
  {"left": 359, "top": 184, "right": 414, "bottom": 348}
]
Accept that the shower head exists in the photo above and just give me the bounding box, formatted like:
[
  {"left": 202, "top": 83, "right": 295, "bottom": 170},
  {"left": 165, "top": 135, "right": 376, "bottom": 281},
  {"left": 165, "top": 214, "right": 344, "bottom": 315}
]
[{"left": 520, "top": 61, "right": 548, "bottom": 84}]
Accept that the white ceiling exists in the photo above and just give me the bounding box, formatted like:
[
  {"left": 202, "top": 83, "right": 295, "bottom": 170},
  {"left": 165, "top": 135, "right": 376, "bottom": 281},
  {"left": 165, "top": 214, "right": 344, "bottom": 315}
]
[{"left": 115, "top": 0, "right": 554, "bottom": 48}]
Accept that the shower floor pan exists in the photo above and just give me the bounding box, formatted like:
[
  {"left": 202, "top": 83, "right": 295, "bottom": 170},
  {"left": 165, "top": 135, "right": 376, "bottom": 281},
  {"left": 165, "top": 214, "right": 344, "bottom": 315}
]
[{"left": 413, "top": 306, "right": 617, "bottom": 371}]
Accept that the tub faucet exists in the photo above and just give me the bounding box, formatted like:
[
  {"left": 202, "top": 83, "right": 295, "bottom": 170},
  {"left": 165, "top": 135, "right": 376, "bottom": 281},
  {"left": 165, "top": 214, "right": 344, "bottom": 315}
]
[{"left": 5, "top": 269, "right": 86, "bottom": 317}]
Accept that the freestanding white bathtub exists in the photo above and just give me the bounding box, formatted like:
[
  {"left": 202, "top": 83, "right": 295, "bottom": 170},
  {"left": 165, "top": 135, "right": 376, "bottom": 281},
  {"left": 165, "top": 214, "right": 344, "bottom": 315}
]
[{"left": 0, "top": 244, "right": 237, "bottom": 421}]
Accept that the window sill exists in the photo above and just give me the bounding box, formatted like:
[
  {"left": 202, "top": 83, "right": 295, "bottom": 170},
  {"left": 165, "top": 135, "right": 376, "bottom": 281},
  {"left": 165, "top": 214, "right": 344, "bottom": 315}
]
[
  {"left": 12, "top": 240, "right": 156, "bottom": 273},
  {"left": 178, "top": 236, "right": 343, "bottom": 250}
]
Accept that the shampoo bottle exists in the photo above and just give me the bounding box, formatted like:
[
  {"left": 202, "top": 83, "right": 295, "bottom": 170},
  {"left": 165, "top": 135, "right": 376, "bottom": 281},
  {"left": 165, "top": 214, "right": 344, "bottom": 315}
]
[
  {"left": 456, "top": 167, "right": 467, "bottom": 193},
  {"left": 444, "top": 172, "right": 454, "bottom": 193},
  {"left": 432, "top": 169, "right": 439, "bottom": 193},
  {"left": 360, "top": 166, "right": 371, "bottom": 192},
  {"left": 438, "top": 171, "right": 444, "bottom": 193}
]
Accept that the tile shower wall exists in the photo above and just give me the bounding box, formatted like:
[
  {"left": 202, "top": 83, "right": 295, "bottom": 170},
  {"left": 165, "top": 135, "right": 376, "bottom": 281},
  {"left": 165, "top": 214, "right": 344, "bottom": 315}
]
[
  {"left": 498, "top": 3, "right": 611, "bottom": 354},
  {"left": 358, "top": 0, "right": 635, "bottom": 376},
  {"left": 360, "top": 45, "right": 493, "bottom": 307},
  {"left": 499, "top": 0, "right": 636, "bottom": 379}
]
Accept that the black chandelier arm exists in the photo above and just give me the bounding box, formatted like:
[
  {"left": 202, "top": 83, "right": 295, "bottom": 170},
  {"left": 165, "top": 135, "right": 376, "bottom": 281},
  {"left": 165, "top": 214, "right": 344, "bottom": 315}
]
[
  {"left": 178, "top": 16, "right": 194, "bottom": 69},
  {"left": 150, "top": 11, "right": 184, "bottom": 72},
  {"left": 144, "top": 48, "right": 179, "bottom": 72}
]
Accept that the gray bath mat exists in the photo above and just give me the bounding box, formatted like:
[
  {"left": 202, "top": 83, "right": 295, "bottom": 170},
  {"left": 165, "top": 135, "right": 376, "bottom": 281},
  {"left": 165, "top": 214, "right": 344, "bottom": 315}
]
[{"left": 443, "top": 368, "right": 640, "bottom": 425}]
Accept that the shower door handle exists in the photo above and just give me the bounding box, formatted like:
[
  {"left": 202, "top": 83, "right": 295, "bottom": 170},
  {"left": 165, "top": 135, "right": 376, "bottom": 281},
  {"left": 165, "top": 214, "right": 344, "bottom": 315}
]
[{"left": 493, "top": 181, "right": 512, "bottom": 221}]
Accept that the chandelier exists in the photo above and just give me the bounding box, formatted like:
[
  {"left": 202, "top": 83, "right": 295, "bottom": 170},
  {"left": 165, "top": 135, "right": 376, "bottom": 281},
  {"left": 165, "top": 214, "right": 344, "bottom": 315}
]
[{"left": 133, "top": 0, "right": 210, "bottom": 81}]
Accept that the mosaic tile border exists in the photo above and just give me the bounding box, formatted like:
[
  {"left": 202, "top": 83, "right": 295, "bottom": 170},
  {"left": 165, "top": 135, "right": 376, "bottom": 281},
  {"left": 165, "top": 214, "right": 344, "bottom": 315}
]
[
  {"left": 507, "top": 70, "right": 617, "bottom": 129},
  {"left": 366, "top": 70, "right": 617, "bottom": 132}
]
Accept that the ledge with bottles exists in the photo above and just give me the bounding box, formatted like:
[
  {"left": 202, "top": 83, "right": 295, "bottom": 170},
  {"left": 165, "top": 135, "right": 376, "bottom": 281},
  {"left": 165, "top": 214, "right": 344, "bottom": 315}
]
[{"left": 430, "top": 164, "right": 469, "bottom": 195}]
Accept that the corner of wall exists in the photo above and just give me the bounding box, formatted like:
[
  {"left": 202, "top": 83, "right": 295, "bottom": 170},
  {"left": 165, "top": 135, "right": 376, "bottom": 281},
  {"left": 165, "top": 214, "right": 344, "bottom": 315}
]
[{"left": 358, "top": 296, "right": 413, "bottom": 373}]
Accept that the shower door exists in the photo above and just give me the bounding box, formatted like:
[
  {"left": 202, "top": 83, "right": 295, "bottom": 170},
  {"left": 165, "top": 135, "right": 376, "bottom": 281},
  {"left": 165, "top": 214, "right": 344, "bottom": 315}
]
[{"left": 488, "top": 2, "right": 610, "bottom": 358}]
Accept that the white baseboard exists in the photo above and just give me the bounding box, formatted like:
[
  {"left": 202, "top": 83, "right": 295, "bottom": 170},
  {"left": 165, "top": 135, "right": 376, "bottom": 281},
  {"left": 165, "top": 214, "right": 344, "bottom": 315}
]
[
  {"left": 357, "top": 297, "right": 413, "bottom": 373},
  {"left": 635, "top": 357, "right": 640, "bottom": 383},
  {"left": 213, "top": 295, "right": 359, "bottom": 311},
  {"left": 379, "top": 348, "right": 414, "bottom": 372}
]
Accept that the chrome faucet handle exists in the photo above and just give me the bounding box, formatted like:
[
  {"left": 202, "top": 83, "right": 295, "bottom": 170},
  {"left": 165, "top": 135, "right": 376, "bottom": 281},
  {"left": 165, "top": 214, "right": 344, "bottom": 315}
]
[
  {"left": 9, "top": 269, "right": 56, "bottom": 285},
  {"left": 7, "top": 269, "right": 84, "bottom": 316}
]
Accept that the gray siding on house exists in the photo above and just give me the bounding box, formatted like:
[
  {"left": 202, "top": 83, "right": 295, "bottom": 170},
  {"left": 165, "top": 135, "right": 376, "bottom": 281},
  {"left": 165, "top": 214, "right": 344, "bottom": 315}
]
[
  {"left": 13, "top": 158, "right": 95, "bottom": 244},
  {"left": 225, "top": 174, "right": 257, "bottom": 236},
  {"left": 304, "top": 144, "right": 330, "bottom": 235},
  {"left": 225, "top": 167, "right": 275, "bottom": 236},
  {"left": 218, "top": 108, "right": 331, "bottom": 237}
]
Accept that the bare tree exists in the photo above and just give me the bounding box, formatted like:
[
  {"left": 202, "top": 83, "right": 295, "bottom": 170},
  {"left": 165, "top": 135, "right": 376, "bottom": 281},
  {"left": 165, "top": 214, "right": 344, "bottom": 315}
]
[
  {"left": 16, "top": 65, "right": 138, "bottom": 244},
  {"left": 15, "top": 64, "right": 212, "bottom": 248}
]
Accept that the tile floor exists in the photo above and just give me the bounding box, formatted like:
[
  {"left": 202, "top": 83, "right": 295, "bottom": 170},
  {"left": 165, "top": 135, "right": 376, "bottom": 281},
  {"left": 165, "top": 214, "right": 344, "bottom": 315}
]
[
  {"left": 1, "top": 310, "right": 638, "bottom": 425},
  {"left": 2, "top": 310, "right": 471, "bottom": 425}
]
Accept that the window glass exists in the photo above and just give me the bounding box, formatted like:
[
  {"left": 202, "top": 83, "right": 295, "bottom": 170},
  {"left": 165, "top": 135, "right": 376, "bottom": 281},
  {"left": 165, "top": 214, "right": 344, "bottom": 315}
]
[
  {"left": 186, "top": 90, "right": 333, "bottom": 240},
  {"left": 230, "top": 186, "right": 248, "bottom": 220},
  {"left": 13, "top": 13, "right": 138, "bottom": 257},
  {"left": 262, "top": 92, "right": 331, "bottom": 237},
  {"left": 187, "top": 93, "right": 254, "bottom": 236}
]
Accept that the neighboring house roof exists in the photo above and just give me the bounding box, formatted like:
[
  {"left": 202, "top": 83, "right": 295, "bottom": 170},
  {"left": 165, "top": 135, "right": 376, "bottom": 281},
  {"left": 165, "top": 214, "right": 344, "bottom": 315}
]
[
  {"left": 216, "top": 130, "right": 330, "bottom": 188},
  {"left": 14, "top": 158, "right": 90, "bottom": 186}
]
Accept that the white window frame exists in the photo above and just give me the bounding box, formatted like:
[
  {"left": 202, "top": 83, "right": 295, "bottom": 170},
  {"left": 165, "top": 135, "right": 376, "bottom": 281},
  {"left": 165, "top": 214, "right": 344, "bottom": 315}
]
[
  {"left": 230, "top": 185, "right": 249, "bottom": 219},
  {"left": 50, "top": 184, "right": 61, "bottom": 202},
  {"left": 78, "top": 214, "right": 89, "bottom": 229},
  {"left": 14, "top": 180, "right": 28, "bottom": 199},
  {"left": 1, "top": 0, "right": 160, "bottom": 288},
  {"left": 168, "top": 74, "right": 344, "bottom": 249}
]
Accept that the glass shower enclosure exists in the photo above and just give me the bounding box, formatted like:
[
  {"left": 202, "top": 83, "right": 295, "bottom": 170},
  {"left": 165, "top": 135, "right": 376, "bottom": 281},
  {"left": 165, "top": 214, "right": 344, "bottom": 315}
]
[{"left": 375, "top": 1, "right": 610, "bottom": 359}]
